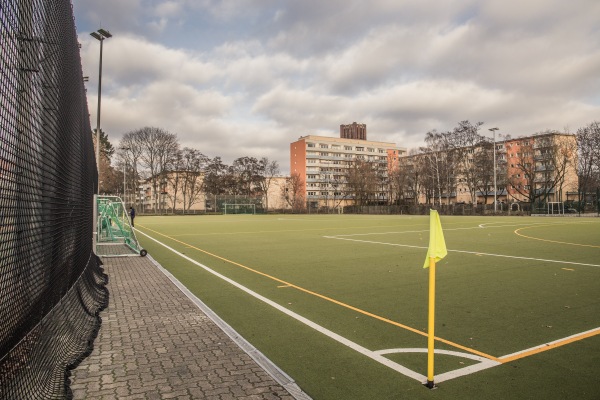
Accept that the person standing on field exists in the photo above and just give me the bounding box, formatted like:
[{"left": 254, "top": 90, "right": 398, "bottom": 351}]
[{"left": 129, "top": 207, "right": 135, "bottom": 227}]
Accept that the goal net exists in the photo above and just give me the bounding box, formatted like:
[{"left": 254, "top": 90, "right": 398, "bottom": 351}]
[
  {"left": 95, "top": 195, "right": 147, "bottom": 256},
  {"left": 223, "top": 203, "right": 256, "bottom": 215}
]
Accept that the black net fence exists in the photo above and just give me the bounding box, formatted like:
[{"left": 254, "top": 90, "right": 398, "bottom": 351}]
[{"left": 0, "top": 1, "right": 108, "bottom": 399}]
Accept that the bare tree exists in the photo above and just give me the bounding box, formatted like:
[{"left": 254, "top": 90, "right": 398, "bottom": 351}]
[
  {"left": 179, "top": 148, "right": 209, "bottom": 213},
  {"left": 281, "top": 172, "right": 305, "bottom": 212},
  {"left": 576, "top": 121, "right": 600, "bottom": 211},
  {"left": 202, "top": 157, "right": 229, "bottom": 211},
  {"left": 471, "top": 139, "right": 496, "bottom": 205},
  {"left": 401, "top": 149, "right": 426, "bottom": 204},
  {"left": 127, "top": 127, "right": 179, "bottom": 213},
  {"left": 508, "top": 131, "right": 576, "bottom": 211},
  {"left": 257, "top": 157, "right": 280, "bottom": 212},
  {"left": 231, "top": 156, "right": 262, "bottom": 197},
  {"left": 450, "top": 121, "right": 485, "bottom": 204},
  {"left": 420, "top": 130, "right": 453, "bottom": 206},
  {"left": 345, "top": 159, "right": 379, "bottom": 207},
  {"left": 119, "top": 131, "right": 145, "bottom": 206}
]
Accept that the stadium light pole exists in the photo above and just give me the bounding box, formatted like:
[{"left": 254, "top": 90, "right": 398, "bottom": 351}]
[
  {"left": 489, "top": 127, "right": 499, "bottom": 213},
  {"left": 90, "top": 28, "right": 112, "bottom": 193}
]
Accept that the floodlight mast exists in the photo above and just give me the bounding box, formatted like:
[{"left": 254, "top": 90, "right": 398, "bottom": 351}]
[
  {"left": 90, "top": 28, "right": 112, "bottom": 194},
  {"left": 91, "top": 28, "right": 112, "bottom": 253},
  {"left": 489, "top": 127, "right": 499, "bottom": 213}
]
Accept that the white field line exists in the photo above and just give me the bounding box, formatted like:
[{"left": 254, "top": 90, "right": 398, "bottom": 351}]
[
  {"left": 136, "top": 230, "right": 428, "bottom": 382},
  {"left": 375, "top": 348, "right": 500, "bottom": 383},
  {"left": 136, "top": 228, "right": 598, "bottom": 386},
  {"left": 323, "top": 236, "right": 600, "bottom": 268},
  {"left": 333, "top": 220, "right": 590, "bottom": 238}
]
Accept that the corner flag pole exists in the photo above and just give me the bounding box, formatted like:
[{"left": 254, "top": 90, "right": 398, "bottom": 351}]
[
  {"left": 423, "top": 209, "right": 447, "bottom": 389},
  {"left": 426, "top": 256, "right": 436, "bottom": 388}
]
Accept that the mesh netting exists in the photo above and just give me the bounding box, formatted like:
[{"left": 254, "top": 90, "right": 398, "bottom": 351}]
[{"left": 0, "top": 1, "right": 108, "bottom": 398}]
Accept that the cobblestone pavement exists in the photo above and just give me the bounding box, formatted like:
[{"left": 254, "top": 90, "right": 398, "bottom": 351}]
[{"left": 70, "top": 255, "right": 308, "bottom": 400}]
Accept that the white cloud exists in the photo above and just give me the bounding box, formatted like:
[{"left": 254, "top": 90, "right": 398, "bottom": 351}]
[{"left": 75, "top": 0, "right": 600, "bottom": 174}]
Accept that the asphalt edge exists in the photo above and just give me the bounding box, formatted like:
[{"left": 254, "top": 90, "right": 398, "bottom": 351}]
[{"left": 145, "top": 254, "right": 313, "bottom": 400}]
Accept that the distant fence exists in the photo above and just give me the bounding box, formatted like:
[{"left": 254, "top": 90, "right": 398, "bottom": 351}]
[
  {"left": 340, "top": 201, "right": 598, "bottom": 216},
  {"left": 0, "top": 1, "right": 108, "bottom": 398}
]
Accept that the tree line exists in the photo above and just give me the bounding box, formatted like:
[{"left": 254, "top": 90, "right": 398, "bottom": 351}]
[
  {"left": 97, "top": 121, "right": 600, "bottom": 213},
  {"left": 97, "top": 127, "right": 279, "bottom": 212},
  {"left": 387, "top": 120, "right": 600, "bottom": 211}
]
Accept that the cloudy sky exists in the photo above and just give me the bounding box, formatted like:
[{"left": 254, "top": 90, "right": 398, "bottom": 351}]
[{"left": 74, "top": 0, "right": 600, "bottom": 173}]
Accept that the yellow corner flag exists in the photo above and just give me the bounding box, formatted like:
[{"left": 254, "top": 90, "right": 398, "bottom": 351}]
[
  {"left": 423, "top": 209, "right": 447, "bottom": 268},
  {"left": 424, "top": 209, "right": 447, "bottom": 389}
]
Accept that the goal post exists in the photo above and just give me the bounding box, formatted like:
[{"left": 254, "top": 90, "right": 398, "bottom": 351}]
[
  {"left": 547, "top": 202, "right": 564, "bottom": 215},
  {"left": 96, "top": 195, "right": 147, "bottom": 256},
  {"left": 223, "top": 203, "right": 256, "bottom": 215}
]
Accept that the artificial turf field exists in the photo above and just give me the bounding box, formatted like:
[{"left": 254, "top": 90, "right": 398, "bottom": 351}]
[{"left": 134, "top": 214, "right": 600, "bottom": 399}]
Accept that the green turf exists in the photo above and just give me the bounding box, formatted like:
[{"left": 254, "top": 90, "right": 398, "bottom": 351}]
[{"left": 134, "top": 214, "right": 600, "bottom": 399}]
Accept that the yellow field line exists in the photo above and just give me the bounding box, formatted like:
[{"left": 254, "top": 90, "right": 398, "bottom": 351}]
[
  {"left": 514, "top": 224, "right": 600, "bottom": 248},
  {"left": 138, "top": 224, "right": 500, "bottom": 363},
  {"left": 500, "top": 328, "right": 600, "bottom": 363}
]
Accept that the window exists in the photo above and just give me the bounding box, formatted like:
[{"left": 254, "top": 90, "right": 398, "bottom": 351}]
[
  {"left": 320, "top": 144, "right": 329, "bottom": 149},
  {"left": 356, "top": 147, "right": 364, "bottom": 151},
  {"left": 307, "top": 143, "right": 315, "bottom": 148},
  {"left": 344, "top": 146, "right": 352, "bottom": 151}
]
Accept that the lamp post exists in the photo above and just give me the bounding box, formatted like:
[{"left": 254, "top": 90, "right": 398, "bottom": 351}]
[
  {"left": 489, "top": 127, "right": 499, "bottom": 213},
  {"left": 90, "top": 28, "right": 112, "bottom": 193}
]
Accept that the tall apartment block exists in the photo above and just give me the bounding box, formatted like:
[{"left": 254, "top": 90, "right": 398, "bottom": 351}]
[
  {"left": 340, "top": 122, "right": 367, "bottom": 140},
  {"left": 290, "top": 124, "right": 406, "bottom": 208}
]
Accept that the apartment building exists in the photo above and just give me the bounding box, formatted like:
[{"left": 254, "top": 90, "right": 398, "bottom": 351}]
[
  {"left": 340, "top": 122, "right": 367, "bottom": 140},
  {"left": 290, "top": 129, "right": 407, "bottom": 208},
  {"left": 503, "top": 132, "right": 577, "bottom": 204},
  {"left": 402, "top": 131, "right": 578, "bottom": 206}
]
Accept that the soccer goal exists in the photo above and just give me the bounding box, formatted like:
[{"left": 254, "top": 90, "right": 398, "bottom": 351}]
[
  {"left": 223, "top": 203, "right": 256, "bottom": 215},
  {"left": 547, "top": 202, "right": 564, "bottom": 215},
  {"left": 95, "top": 195, "right": 147, "bottom": 257}
]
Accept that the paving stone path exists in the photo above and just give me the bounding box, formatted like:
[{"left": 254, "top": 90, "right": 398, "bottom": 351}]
[{"left": 70, "top": 255, "right": 308, "bottom": 400}]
